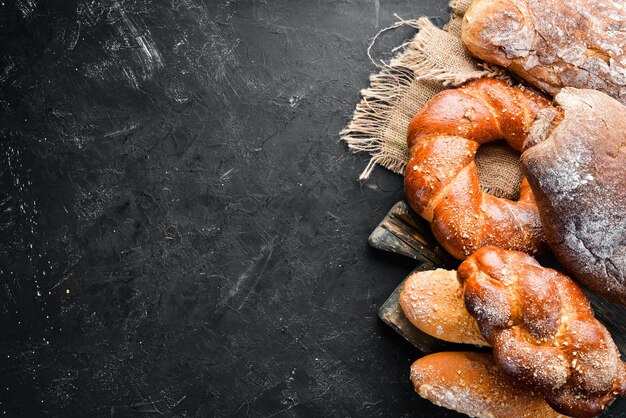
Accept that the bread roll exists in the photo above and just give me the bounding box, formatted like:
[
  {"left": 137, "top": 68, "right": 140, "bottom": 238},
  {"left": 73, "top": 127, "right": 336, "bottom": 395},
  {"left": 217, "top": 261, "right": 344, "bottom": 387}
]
[
  {"left": 399, "top": 269, "right": 488, "bottom": 346},
  {"left": 411, "top": 351, "right": 567, "bottom": 418},
  {"left": 521, "top": 88, "right": 626, "bottom": 305},
  {"left": 461, "top": 0, "right": 626, "bottom": 104}
]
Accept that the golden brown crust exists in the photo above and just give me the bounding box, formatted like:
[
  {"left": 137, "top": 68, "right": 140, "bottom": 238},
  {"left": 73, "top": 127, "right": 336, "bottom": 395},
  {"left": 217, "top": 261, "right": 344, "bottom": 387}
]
[
  {"left": 399, "top": 269, "right": 489, "bottom": 346},
  {"left": 458, "top": 247, "right": 626, "bottom": 417},
  {"left": 410, "top": 351, "right": 567, "bottom": 418},
  {"left": 521, "top": 88, "right": 626, "bottom": 306},
  {"left": 461, "top": 0, "right": 626, "bottom": 104},
  {"left": 404, "top": 78, "right": 550, "bottom": 259}
]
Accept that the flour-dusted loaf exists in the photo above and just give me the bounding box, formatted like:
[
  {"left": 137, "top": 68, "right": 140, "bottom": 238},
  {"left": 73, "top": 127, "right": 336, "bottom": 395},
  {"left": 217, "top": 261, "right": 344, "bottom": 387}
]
[
  {"left": 410, "top": 352, "right": 567, "bottom": 418},
  {"left": 521, "top": 88, "right": 626, "bottom": 306},
  {"left": 462, "top": 0, "right": 626, "bottom": 104}
]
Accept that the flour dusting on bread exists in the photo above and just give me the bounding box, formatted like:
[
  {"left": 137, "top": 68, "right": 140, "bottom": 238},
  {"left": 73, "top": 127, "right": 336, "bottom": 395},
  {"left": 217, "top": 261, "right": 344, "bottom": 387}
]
[
  {"left": 521, "top": 88, "right": 626, "bottom": 305},
  {"left": 462, "top": 0, "right": 626, "bottom": 103}
]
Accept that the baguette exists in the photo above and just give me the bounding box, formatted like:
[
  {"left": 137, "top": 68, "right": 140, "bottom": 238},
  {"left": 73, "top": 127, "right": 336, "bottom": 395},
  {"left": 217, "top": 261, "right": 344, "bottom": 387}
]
[{"left": 411, "top": 351, "right": 568, "bottom": 418}]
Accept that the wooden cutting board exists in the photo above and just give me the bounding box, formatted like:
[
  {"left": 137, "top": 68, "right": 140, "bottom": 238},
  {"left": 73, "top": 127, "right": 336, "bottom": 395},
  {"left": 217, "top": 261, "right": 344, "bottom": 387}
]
[{"left": 372, "top": 201, "right": 626, "bottom": 356}]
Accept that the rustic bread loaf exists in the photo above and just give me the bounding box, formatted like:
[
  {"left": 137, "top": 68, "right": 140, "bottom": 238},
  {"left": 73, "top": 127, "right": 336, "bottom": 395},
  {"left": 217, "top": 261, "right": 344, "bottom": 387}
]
[
  {"left": 521, "top": 88, "right": 626, "bottom": 306},
  {"left": 410, "top": 351, "right": 567, "bottom": 418},
  {"left": 399, "top": 269, "right": 489, "bottom": 346},
  {"left": 404, "top": 78, "right": 550, "bottom": 259},
  {"left": 461, "top": 0, "right": 626, "bottom": 104},
  {"left": 458, "top": 247, "right": 626, "bottom": 417}
]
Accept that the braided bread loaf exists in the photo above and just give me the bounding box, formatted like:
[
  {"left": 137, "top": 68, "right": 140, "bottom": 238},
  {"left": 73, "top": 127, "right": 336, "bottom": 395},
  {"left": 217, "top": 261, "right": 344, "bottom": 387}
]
[
  {"left": 458, "top": 247, "right": 626, "bottom": 417},
  {"left": 404, "top": 78, "right": 551, "bottom": 259}
]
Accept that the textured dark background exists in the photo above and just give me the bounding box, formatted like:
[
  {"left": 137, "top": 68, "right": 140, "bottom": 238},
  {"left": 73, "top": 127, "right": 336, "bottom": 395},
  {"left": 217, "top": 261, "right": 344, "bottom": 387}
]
[
  {"left": 0, "top": 0, "right": 457, "bottom": 416},
  {"left": 1, "top": 1, "right": 621, "bottom": 417}
]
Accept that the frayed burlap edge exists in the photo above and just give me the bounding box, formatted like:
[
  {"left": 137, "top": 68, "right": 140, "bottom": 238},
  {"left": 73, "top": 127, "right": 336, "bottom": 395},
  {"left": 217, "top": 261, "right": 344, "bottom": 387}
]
[{"left": 341, "top": 3, "right": 511, "bottom": 180}]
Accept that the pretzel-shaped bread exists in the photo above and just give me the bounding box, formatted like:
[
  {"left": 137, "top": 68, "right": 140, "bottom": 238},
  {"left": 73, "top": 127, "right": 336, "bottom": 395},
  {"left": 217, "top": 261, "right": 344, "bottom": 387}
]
[
  {"left": 404, "top": 79, "right": 550, "bottom": 259},
  {"left": 458, "top": 246, "right": 626, "bottom": 417}
]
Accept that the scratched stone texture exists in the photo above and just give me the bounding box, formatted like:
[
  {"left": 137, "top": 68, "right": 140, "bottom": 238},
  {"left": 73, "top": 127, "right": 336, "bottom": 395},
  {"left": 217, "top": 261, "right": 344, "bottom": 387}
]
[{"left": 0, "top": 0, "right": 467, "bottom": 416}]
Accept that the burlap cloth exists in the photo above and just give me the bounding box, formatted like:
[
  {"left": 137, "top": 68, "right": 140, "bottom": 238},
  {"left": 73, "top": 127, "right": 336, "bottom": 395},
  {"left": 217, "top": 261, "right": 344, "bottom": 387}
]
[{"left": 341, "top": 0, "right": 524, "bottom": 200}]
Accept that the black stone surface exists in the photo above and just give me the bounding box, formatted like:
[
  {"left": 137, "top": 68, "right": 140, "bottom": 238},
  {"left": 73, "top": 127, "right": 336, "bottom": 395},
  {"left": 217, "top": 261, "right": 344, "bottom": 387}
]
[{"left": 1, "top": 1, "right": 621, "bottom": 417}]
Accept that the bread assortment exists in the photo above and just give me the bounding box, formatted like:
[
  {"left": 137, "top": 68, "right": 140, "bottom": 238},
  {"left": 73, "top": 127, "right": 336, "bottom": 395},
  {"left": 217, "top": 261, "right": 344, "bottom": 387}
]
[
  {"left": 398, "top": 82, "right": 626, "bottom": 418},
  {"left": 461, "top": 0, "right": 626, "bottom": 104},
  {"left": 521, "top": 88, "right": 626, "bottom": 306},
  {"left": 404, "top": 78, "right": 549, "bottom": 259},
  {"left": 379, "top": 0, "right": 626, "bottom": 416},
  {"left": 402, "top": 249, "right": 626, "bottom": 417}
]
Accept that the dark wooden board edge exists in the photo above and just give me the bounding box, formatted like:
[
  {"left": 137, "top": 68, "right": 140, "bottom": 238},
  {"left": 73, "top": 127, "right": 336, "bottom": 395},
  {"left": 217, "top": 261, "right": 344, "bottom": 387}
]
[
  {"left": 372, "top": 201, "right": 626, "bottom": 359},
  {"left": 368, "top": 201, "right": 457, "bottom": 269},
  {"left": 377, "top": 262, "right": 445, "bottom": 354}
]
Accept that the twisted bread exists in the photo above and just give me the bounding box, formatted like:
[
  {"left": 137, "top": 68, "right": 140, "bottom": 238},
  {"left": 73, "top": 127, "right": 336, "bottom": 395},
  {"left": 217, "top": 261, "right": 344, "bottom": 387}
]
[
  {"left": 458, "top": 247, "right": 626, "bottom": 417},
  {"left": 404, "top": 78, "right": 550, "bottom": 260}
]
